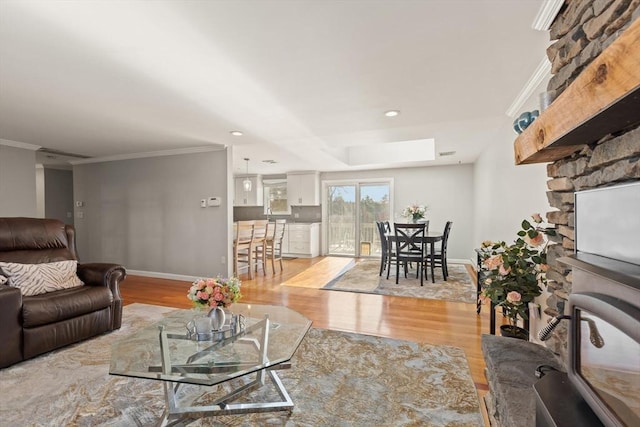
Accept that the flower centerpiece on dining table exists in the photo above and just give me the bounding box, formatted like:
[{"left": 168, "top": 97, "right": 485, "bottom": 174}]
[
  {"left": 187, "top": 276, "right": 242, "bottom": 309},
  {"left": 402, "top": 204, "right": 428, "bottom": 223},
  {"left": 478, "top": 213, "right": 556, "bottom": 339}
]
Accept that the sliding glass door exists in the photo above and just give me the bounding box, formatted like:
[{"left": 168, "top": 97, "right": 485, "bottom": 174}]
[
  {"left": 326, "top": 185, "right": 356, "bottom": 255},
  {"left": 326, "top": 181, "right": 391, "bottom": 257},
  {"left": 360, "top": 183, "right": 390, "bottom": 256}
]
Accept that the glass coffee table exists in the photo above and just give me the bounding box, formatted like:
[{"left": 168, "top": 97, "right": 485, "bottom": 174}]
[{"left": 110, "top": 304, "right": 311, "bottom": 426}]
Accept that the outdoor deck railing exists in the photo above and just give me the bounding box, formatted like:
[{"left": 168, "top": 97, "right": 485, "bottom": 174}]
[{"left": 327, "top": 222, "right": 382, "bottom": 256}]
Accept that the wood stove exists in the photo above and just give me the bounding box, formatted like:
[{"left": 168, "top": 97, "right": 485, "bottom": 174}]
[{"left": 535, "top": 183, "right": 640, "bottom": 427}]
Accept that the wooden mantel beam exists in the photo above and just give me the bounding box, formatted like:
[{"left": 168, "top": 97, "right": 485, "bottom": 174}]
[{"left": 514, "top": 17, "right": 640, "bottom": 165}]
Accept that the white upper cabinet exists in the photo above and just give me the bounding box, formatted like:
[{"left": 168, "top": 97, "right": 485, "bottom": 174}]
[
  {"left": 287, "top": 172, "right": 320, "bottom": 206},
  {"left": 233, "top": 176, "right": 263, "bottom": 206}
]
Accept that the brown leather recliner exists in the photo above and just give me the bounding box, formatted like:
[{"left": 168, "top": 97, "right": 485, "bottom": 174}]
[{"left": 0, "top": 217, "right": 126, "bottom": 368}]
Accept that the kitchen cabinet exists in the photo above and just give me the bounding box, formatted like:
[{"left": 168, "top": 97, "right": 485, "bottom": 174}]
[
  {"left": 286, "top": 172, "right": 320, "bottom": 206},
  {"left": 234, "top": 176, "right": 263, "bottom": 206},
  {"left": 281, "top": 228, "right": 289, "bottom": 255},
  {"left": 283, "top": 223, "right": 319, "bottom": 258}
]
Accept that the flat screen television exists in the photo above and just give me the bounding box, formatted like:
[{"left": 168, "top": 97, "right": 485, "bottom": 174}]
[{"left": 568, "top": 292, "right": 640, "bottom": 427}]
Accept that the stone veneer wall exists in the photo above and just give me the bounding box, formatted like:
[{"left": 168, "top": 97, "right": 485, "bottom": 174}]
[{"left": 541, "top": 0, "right": 640, "bottom": 363}]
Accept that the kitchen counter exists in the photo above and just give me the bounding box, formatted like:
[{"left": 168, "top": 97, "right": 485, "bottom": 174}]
[
  {"left": 282, "top": 222, "right": 320, "bottom": 258},
  {"left": 287, "top": 220, "right": 322, "bottom": 224}
]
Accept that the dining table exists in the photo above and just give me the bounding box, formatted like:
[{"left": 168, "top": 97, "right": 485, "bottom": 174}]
[{"left": 384, "top": 230, "right": 444, "bottom": 283}]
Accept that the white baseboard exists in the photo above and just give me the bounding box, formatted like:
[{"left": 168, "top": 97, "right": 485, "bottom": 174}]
[
  {"left": 127, "top": 270, "right": 199, "bottom": 282},
  {"left": 129, "top": 258, "right": 476, "bottom": 282},
  {"left": 449, "top": 258, "right": 474, "bottom": 266}
]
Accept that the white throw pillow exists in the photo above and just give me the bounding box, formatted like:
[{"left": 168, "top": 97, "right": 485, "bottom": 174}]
[{"left": 0, "top": 260, "right": 84, "bottom": 296}]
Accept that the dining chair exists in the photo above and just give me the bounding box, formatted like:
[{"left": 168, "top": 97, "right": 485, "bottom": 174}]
[
  {"left": 378, "top": 221, "right": 402, "bottom": 278},
  {"left": 426, "top": 221, "right": 453, "bottom": 281},
  {"left": 233, "top": 221, "right": 254, "bottom": 279},
  {"left": 382, "top": 221, "right": 392, "bottom": 258},
  {"left": 251, "top": 220, "right": 269, "bottom": 276},
  {"left": 265, "top": 219, "right": 286, "bottom": 274},
  {"left": 376, "top": 222, "right": 389, "bottom": 276},
  {"left": 408, "top": 220, "right": 429, "bottom": 270},
  {"left": 391, "top": 222, "right": 426, "bottom": 286}
]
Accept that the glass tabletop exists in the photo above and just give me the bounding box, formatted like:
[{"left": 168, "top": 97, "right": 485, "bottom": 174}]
[{"left": 109, "top": 304, "right": 312, "bottom": 386}]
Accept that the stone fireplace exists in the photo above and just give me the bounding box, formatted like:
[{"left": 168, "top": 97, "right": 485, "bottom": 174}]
[
  {"left": 539, "top": 0, "right": 640, "bottom": 366},
  {"left": 482, "top": 4, "right": 639, "bottom": 426}
]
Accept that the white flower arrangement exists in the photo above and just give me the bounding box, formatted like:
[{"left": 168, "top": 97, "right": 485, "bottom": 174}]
[{"left": 402, "top": 204, "right": 428, "bottom": 221}]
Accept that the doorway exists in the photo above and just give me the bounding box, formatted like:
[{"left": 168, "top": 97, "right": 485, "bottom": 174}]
[
  {"left": 36, "top": 167, "right": 74, "bottom": 225},
  {"left": 324, "top": 180, "right": 391, "bottom": 257}
]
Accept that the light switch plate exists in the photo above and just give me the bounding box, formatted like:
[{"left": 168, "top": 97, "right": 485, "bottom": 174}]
[{"left": 200, "top": 199, "right": 207, "bottom": 208}]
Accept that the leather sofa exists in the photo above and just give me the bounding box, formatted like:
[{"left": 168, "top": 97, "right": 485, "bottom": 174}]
[{"left": 0, "top": 217, "right": 126, "bottom": 368}]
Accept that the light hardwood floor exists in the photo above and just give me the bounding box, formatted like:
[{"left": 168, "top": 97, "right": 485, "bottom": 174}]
[{"left": 120, "top": 256, "right": 494, "bottom": 423}]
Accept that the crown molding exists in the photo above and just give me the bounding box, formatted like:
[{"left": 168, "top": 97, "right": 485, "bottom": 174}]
[
  {"left": 70, "top": 145, "right": 226, "bottom": 165},
  {"left": 532, "top": 0, "right": 564, "bottom": 31},
  {"left": 506, "top": 57, "right": 551, "bottom": 118},
  {"left": 0, "top": 138, "right": 41, "bottom": 151}
]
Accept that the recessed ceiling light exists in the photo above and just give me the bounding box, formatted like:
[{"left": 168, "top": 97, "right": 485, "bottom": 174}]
[
  {"left": 439, "top": 151, "right": 456, "bottom": 157},
  {"left": 230, "top": 130, "right": 243, "bottom": 136},
  {"left": 262, "top": 159, "right": 277, "bottom": 164},
  {"left": 384, "top": 110, "right": 400, "bottom": 117}
]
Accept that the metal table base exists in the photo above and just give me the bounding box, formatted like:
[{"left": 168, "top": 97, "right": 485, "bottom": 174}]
[
  {"left": 158, "top": 367, "right": 293, "bottom": 426},
  {"left": 156, "top": 316, "right": 294, "bottom": 426}
]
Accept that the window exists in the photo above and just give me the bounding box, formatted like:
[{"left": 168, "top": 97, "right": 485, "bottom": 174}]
[{"left": 263, "top": 180, "right": 290, "bottom": 214}]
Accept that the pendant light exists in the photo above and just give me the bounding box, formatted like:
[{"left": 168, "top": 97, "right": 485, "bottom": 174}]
[{"left": 242, "top": 158, "right": 252, "bottom": 192}]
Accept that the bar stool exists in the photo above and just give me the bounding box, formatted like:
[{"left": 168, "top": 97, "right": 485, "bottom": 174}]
[
  {"left": 265, "top": 220, "right": 286, "bottom": 274},
  {"left": 233, "top": 221, "right": 254, "bottom": 279},
  {"left": 251, "top": 220, "right": 269, "bottom": 276}
]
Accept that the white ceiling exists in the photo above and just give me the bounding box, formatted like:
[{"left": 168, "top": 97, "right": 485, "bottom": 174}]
[{"left": 0, "top": 0, "right": 549, "bottom": 175}]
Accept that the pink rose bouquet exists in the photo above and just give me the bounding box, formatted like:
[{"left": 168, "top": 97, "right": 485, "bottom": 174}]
[
  {"left": 187, "top": 276, "right": 242, "bottom": 309},
  {"left": 478, "top": 214, "right": 556, "bottom": 326}
]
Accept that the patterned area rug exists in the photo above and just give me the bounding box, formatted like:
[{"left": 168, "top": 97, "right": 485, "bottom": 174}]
[
  {"left": 323, "top": 260, "right": 477, "bottom": 304},
  {"left": 0, "top": 303, "right": 482, "bottom": 426}
]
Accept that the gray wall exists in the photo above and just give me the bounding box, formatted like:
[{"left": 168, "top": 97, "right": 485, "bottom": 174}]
[
  {"left": 73, "top": 149, "right": 230, "bottom": 278},
  {"left": 321, "top": 164, "right": 475, "bottom": 262},
  {"left": 36, "top": 166, "right": 45, "bottom": 217},
  {"left": 44, "top": 168, "right": 74, "bottom": 225},
  {"left": 0, "top": 144, "right": 37, "bottom": 217}
]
